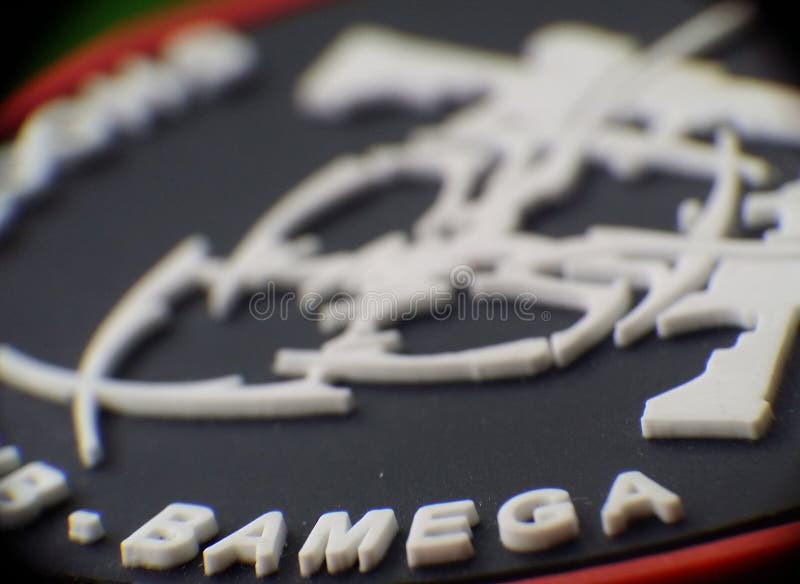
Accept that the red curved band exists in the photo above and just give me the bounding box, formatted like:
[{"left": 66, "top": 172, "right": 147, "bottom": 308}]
[
  {"left": 0, "top": 0, "right": 326, "bottom": 138},
  {"left": 517, "top": 521, "right": 800, "bottom": 584},
  {"left": 0, "top": 0, "right": 797, "bottom": 582}
]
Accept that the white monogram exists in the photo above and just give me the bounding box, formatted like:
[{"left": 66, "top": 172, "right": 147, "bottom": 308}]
[{"left": 1, "top": 1, "right": 798, "bottom": 470}]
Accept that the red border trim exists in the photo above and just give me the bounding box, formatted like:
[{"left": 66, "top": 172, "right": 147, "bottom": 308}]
[
  {"left": 516, "top": 521, "right": 800, "bottom": 584},
  {"left": 0, "top": 1, "right": 798, "bottom": 582},
  {"left": 0, "top": 0, "right": 326, "bottom": 138}
]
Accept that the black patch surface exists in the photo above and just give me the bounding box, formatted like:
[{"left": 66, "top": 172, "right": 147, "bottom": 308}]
[{"left": 1, "top": 1, "right": 799, "bottom": 582}]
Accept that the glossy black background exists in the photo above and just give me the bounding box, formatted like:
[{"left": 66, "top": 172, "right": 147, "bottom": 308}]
[{"left": 1, "top": 1, "right": 799, "bottom": 582}]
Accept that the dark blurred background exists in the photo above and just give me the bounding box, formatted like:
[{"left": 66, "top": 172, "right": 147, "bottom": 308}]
[
  {"left": 4, "top": 1, "right": 800, "bottom": 108},
  {"left": 4, "top": 0, "right": 187, "bottom": 103}
]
